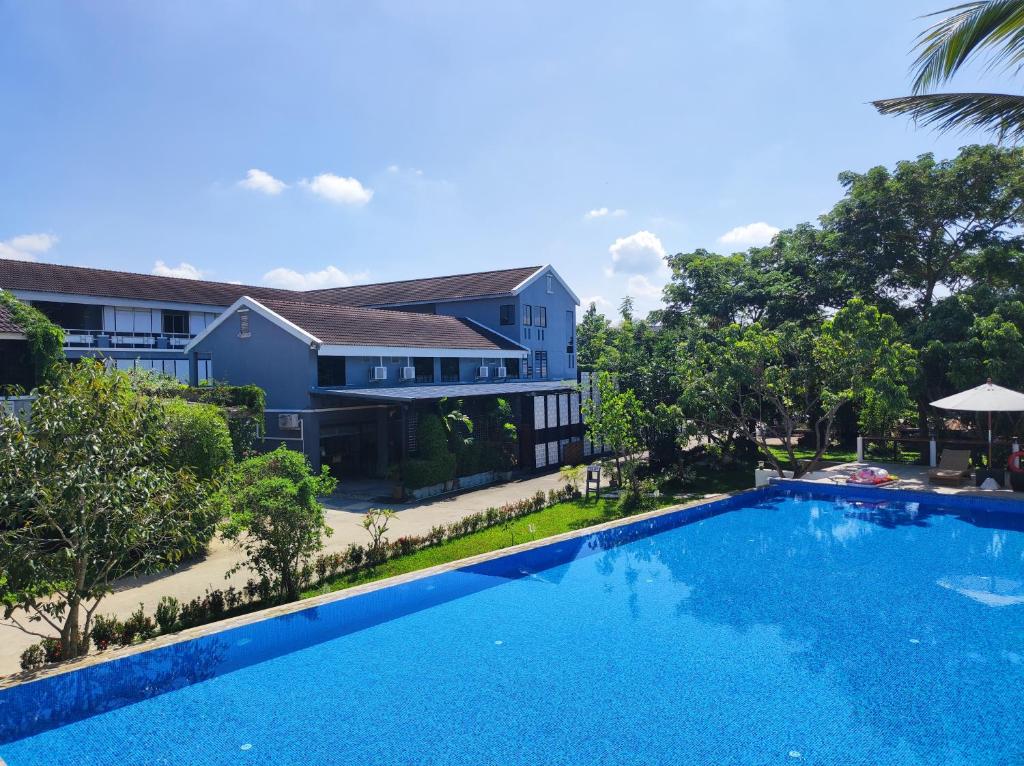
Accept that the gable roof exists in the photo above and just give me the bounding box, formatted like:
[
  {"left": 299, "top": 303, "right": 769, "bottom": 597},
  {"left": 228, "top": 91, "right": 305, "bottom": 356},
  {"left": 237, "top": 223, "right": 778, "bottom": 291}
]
[
  {"left": 186, "top": 296, "right": 527, "bottom": 354},
  {"left": 0, "top": 260, "right": 572, "bottom": 309},
  {"left": 0, "top": 259, "right": 296, "bottom": 307},
  {"left": 302, "top": 265, "right": 543, "bottom": 306},
  {"left": 0, "top": 303, "right": 24, "bottom": 336}
]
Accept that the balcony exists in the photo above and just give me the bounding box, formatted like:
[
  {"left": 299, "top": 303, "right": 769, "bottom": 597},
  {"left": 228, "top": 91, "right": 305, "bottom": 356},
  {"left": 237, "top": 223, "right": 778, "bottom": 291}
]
[{"left": 62, "top": 329, "right": 194, "bottom": 351}]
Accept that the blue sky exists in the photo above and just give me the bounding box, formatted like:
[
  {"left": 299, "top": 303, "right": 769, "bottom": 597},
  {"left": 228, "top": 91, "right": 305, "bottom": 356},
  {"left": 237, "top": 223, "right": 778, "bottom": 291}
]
[{"left": 1, "top": 1, "right": 1017, "bottom": 315}]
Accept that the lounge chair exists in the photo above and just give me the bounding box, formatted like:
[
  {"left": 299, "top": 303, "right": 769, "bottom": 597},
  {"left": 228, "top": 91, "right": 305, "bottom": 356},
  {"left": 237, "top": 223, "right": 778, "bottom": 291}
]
[{"left": 929, "top": 449, "right": 973, "bottom": 486}]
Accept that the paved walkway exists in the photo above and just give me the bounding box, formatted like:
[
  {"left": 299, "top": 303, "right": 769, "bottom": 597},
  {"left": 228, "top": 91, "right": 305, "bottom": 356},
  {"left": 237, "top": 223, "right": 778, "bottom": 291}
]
[
  {"left": 0, "top": 470, "right": 570, "bottom": 677},
  {"left": 801, "top": 460, "right": 1023, "bottom": 498}
]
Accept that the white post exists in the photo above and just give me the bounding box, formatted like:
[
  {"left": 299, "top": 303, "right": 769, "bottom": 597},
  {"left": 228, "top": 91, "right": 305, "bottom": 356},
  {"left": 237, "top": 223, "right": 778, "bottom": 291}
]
[
  {"left": 856, "top": 436, "right": 864, "bottom": 462},
  {"left": 929, "top": 439, "right": 937, "bottom": 468}
]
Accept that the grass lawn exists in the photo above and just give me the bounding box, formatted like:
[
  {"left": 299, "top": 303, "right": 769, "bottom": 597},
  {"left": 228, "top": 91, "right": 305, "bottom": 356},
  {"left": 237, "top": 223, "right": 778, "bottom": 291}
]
[
  {"left": 304, "top": 493, "right": 706, "bottom": 599},
  {"left": 767, "top": 446, "right": 858, "bottom": 466}
]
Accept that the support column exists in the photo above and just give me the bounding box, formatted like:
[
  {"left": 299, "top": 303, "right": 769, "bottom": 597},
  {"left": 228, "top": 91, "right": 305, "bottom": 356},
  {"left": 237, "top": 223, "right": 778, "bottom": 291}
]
[
  {"left": 188, "top": 352, "right": 199, "bottom": 387},
  {"left": 856, "top": 436, "right": 864, "bottom": 462},
  {"left": 375, "top": 407, "right": 388, "bottom": 477}
]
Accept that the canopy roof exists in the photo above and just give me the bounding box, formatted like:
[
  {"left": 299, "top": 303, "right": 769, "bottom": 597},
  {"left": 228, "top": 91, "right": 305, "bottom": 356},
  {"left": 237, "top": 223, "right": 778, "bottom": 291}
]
[{"left": 930, "top": 381, "right": 1024, "bottom": 412}]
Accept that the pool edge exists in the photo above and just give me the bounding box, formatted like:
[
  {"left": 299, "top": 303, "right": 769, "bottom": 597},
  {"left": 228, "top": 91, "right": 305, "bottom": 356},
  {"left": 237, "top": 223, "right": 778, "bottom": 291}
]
[{"left": 0, "top": 488, "right": 754, "bottom": 692}]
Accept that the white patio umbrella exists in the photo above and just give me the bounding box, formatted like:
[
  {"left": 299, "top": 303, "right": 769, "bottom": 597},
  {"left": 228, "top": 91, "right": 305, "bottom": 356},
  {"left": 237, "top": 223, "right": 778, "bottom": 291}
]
[{"left": 930, "top": 378, "right": 1024, "bottom": 464}]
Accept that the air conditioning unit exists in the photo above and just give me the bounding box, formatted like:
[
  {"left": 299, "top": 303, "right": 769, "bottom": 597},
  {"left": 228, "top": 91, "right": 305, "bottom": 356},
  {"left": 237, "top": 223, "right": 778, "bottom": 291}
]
[
  {"left": 371, "top": 366, "right": 388, "bottom": 382},
  {"left": 478, "top": 366, "right": 490, "bottom": 378},
  {"left": 401, "top": 366, "right": 416, "bottom": 381},
  {"left": 496, "top": 366, "right": 508, "bottom": 378},
  {"left": 277, "top": 413, "right": 301, "bottom": 430}
]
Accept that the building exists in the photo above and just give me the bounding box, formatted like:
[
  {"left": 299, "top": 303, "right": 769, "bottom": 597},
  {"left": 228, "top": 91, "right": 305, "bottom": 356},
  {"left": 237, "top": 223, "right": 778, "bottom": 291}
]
[
  {"left": 0, "top": 260, "right": 584, "bottom": 476},
  {"left": 0, "top": 301, "right": 32, "bottom": 391}
]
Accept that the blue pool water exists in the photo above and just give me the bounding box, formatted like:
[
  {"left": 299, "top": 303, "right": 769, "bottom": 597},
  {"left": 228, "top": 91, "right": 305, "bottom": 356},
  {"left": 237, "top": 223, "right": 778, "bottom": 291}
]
[{"left": 2, "top": 485, "right": 1024, "bottom": 765}]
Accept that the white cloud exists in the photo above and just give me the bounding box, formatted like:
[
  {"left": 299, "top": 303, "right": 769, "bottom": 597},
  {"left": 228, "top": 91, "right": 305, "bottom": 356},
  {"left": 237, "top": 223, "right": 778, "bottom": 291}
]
[
  {"left": 152, "top": 261, "right": 205, "bottom": 280},
  {"left": 301, "top": 173, "right": 374, "bottom": 206},
  {"left": 238, "top": 168, "right": 287, "bottom": 195},
  {"left": 626, "top": 274, "right": 664, "bottom": 299},
  {"left": 261, "top": 265, "right": 369, "bottom": 291},
  {"left": 0, "top": 233, "right": 58, "bottom": 261},
  {"left": 718, "top": 221, "right": 780, "bottom": 247},
  {"left": 607, "top": 230, "right": 668, "bottom": 276},
  {"left": 584, "top": 207, "right": 627, "bottom": 220}
]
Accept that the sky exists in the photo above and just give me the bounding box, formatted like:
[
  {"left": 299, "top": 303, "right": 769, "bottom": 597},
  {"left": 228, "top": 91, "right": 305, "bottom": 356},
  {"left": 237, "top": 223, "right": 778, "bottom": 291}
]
[{"left": 1, "top": 1, "right": 1019, "bottom": 316}]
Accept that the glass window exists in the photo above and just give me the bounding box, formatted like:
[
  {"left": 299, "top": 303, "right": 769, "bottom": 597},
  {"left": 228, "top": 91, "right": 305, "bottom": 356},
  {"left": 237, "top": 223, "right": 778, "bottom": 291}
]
[
  {"left": 499, "top": 304, "right": 515, "bottom": 325},
  {"left": 317, "top": 356, "right": 347, "bottom": 387},
  {"left": 163, "top": 310, "right": 189, "bottom": 335},
  {"left": 546, "top": 274, "right": 554, "bottom": 293},
  {"left": 522, "top": 305, "right": 532, "bottom": 326},
  {"left": 537, "top": 306, "right": 547, "bottom": 327},
  {"left": 413, "top": 356, "right": 434, "bottom": 382},
  {"left": 440, "top": 357, "right": 460, "bottom": 382},
  {"left": 505, "top": 357, "right": 520, "bottom": 378},
  {"left": 534, "top": 350, "right": 548, "bottom": 378}
]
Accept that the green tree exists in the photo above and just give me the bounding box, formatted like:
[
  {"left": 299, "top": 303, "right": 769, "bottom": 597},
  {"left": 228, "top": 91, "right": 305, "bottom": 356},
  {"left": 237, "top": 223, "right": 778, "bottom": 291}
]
[
  {"left": 576, "top": 302, "right": 612, "bottom": 370},
  {"left": 874, "top": 1, "right": 1024, "bottom": 140},
  {"left": 220, "top": 446, "right": 337, "bottom": 601},
  {"left": 163, "top": 399, "right": 234, "bottom": 481},
  {"left": 0, "top": 360, "right": 210, "bottom": 660},
  {"left": 677, "top": 300, "right": 917, "bottom": 478},
  {"left": 0, "top": 289, "right": 64, "bottom": 387},
  {"left": 581, "top": 371, "right": 649, "bottom": 486},
  {"left": 822, "top": 145, "right": 1024, "bottom": 319}
]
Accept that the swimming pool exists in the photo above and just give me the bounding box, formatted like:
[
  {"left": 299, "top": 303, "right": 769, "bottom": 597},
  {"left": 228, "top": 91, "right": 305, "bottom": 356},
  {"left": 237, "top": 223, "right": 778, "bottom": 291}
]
[{"left": 2, "top": 482, "right": 1023, "bottom": 765}]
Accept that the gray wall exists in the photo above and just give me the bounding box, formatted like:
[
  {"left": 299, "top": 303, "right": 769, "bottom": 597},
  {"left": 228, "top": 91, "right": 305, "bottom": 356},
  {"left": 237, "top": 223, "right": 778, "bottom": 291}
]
[
  {"left": 193, "top": 309, "right": 317, "bottom": 409},
  {"left": 510, "top": 270, "right": 577, "bottom": 380}
]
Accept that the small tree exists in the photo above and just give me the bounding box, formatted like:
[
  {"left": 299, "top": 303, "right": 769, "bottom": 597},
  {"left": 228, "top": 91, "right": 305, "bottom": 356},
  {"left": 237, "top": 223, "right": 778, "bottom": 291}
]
[
  {"left": 362, "top": 508, "right": 396, "bottom": 565},
  {"left": 581, "top": 372, "right": 648, "bottom": 487},
  {"left": 0, "top": 360, "right": 210, "bottom": 660},
  {"left": 220, "top": 446, "right": 337, "bottom": 601}
]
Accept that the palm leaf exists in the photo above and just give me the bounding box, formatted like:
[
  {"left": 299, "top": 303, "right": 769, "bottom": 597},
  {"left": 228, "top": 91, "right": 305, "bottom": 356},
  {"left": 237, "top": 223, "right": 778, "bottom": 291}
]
[
  {"left": 910, "top": 1, "right": 1024, "bottom": 92},
  {"left": 872, "top": 91, "right": 1024, "bottom": 139}
]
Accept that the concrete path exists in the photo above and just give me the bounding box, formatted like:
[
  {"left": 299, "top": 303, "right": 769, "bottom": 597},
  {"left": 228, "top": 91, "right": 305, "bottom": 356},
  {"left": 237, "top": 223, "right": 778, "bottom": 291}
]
[{"left": 0, "top": 470, "right": 570, "bottom": 677}]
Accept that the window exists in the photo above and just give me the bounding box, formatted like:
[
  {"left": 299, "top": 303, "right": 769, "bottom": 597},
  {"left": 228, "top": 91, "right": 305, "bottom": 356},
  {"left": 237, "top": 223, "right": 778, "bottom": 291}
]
[
  {"left": 318, "top": 356, "right": 346, "bottom": 387},
  {"left": 566, "top": 309, "right": 575, "bottom": 353},
  {"left": 505, "top": 357, "right": 520, "bottom": 378},
  {"left": 500, "top": 304, "right": 515, "bottom": 325},
  {"left": 537, "top": 306, "right": 547, "bottom": 327},
  {"left": 568, "top": 353, "right": 575, "bottom": 369},
  {"left": 534, "top": 350, "right": 548, "bottom": 378},
  {"left": 237, "top": 309, "right": 251, "bottom": 338},
  {"left": 162, "top": 310, "right": 189, "bottom": 335},
  {"left": 441, "top": 357, "right": 460, "bottom": 382},
  {"left": 524, "top": 327, "right": 531, "bottom": 340},
  {"left": 523, "top": 305, "right": 532, "bottom": 326},
  {"left": 413, "top": 356, "right": 434, "bottom": 382},
  {"left": 546, "top": 274, "right": 554, "bottom": 293}
]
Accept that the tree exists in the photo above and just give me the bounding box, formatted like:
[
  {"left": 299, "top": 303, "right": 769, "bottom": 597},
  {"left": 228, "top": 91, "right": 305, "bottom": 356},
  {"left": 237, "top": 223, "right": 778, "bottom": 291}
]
[
  {"left": 676, "top": 300, "right": 917, "bottom": 478},
  {"left": 162, "top": 399, "right": 234, "bottom": 481},
  {"left": 220, "top": 446, "right": 337, "bottom": 602},
  {"left": 576, "top": 302, "right": 612, "bottom": 370},
  {"left": 581, "top": 371, "right": 649, "bottom": 486},
  {"left": 822, "top": 146, "right": 1024, "bottom": 319},
  {"left": 0, "top": 360, "right": 210, "bottom": 660},
  {"left": 874, "top": 1, "right": 1024, "bottom": 140}
]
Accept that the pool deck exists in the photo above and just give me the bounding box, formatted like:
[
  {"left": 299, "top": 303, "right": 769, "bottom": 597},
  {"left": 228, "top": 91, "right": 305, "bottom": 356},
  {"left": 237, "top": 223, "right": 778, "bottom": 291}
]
[{"left": 800, "top": 460, "right": 1024, "bottom": 499}]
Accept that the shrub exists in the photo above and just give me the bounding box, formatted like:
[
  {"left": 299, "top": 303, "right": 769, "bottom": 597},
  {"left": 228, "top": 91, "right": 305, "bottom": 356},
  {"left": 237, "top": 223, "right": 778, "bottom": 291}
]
[
  {"left": 163, "top": 399, "right": 234, "bottom": 480},
  {"left": 403, "top": 415, "right": 457, "bottom": 489},
  {"left": 155, "top": 596, "right": 180, "bottom": 634},
  {"left": 41, "top": 637, "right": 63, "bottom": 664},
  {"left": 121, "top": 603, "right": 157, "bottom": 644},
  {"left": 91, "top": 614, "right": 123, "bottom": 650},
  {"left": 19, "top": 643, "right": 46, "bottom": 671}
]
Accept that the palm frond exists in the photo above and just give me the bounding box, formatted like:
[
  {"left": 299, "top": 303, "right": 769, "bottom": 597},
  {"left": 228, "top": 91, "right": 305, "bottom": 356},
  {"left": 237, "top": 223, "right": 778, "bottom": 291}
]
[
  {"left": 911, "top": 1, "right": 1024, "bottom": 93},
  {"left": 872, "top": 91, "right": 1024, "bottom": 139}
]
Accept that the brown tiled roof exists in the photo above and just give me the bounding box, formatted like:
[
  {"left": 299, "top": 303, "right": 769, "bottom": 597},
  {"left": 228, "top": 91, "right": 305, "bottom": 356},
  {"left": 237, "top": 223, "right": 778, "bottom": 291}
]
[
  {"left": 0, "top": 260, "right": 544, "bottom": 309},
  {"left": 0, "top": 259, "right": 296, "bottom": 307},
  {"left": 257, "top": 299, "right": 524, "bottom": 351},
  {"left": 0, "top": 303, "right": 23, "bottom": 335},
  {"left": 302, "top": 265, "right": 541, "bottom": 306}
]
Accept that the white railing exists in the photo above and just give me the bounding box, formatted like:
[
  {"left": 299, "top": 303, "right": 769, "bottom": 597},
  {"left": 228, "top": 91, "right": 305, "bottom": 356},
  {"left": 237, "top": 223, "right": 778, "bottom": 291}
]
[{"left": 62, "top": 329, "right": 194, "bottom": 350}]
